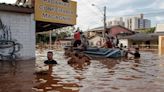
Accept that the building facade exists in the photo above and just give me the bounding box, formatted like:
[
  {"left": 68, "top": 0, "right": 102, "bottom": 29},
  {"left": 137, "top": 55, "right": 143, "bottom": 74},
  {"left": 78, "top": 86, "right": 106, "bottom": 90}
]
[
  {"left": 0, "top": 5, "right": 35, "bottom": 60},
  {"left": 107, "top": 17, "right": 124, "bottom": 27},
  {"left": 107, "top": 14, "right": 151, "bottom": 31},
  {"left": 86, "top": 25, "right": 135, "bottom": 38},
  {"left": 124, "top": 14, "right": 151, "bottom": 31},
  {"left": 88, "top": 35, "right": 103, "bottom": 47},
  {"left": 155, "top": 24, "right": 164, "bottom": 33}
]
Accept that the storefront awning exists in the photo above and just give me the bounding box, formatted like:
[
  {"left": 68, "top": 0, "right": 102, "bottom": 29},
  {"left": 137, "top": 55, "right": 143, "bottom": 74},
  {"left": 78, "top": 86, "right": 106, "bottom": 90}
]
[{"left": 36, "top": 21, "right": 72, "bottom": 32}]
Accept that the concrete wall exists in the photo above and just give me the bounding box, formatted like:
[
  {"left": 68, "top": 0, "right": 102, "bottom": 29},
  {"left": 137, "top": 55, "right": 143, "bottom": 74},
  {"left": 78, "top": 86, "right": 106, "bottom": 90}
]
[
  {"left": 155, "top": 24, "right": 164, "bottom": 33},
  {"left": 89, "top": 36, "right": 103, "bottom": 47},
  {"left": 88, "top": 31, "right": 97, "bottom": 38},
  {"left": 0, "top": 11, "right": 35, "bottom": 59},
  {"left": 119, "top": 39, "right": 129, "bottom": 47},
  {"left": 159, "top": 36, "right": 164, "bottom": 55}
]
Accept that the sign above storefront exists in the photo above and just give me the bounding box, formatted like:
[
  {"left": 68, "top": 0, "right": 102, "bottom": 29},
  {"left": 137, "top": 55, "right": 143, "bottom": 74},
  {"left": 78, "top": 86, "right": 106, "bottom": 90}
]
[{"left": 35, "top": 0, "right": 77, "bottom": 25}]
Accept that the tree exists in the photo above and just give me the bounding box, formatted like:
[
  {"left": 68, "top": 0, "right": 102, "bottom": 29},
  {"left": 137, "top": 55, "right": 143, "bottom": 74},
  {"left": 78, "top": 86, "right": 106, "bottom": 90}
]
[
  {"left": 36, "top": 26, "right": 75, "bottom": 44},
  {"left": 139, "top": 27, "right": 156, "bottom": 33},
  {"left": 55, "top": 26, "right": 75, "bottom": 39}
]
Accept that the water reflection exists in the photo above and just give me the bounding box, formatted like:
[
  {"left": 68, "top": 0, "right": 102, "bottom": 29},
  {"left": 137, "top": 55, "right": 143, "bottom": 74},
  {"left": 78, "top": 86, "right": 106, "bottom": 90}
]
[
  {"left": 33, "top": 51, "right": 164, "bottom": 92},
  {"left": 34, "top": 64, "right": 80, "bottom": 92},
  {"left": 69, "top": 62, "right": 91, "bottom": 70},
  {"left": 0, "top": 51, "right": 164, "bottom": 92},
  {"left": 0, "top": 60, "right": 35, "bottom": 92}
]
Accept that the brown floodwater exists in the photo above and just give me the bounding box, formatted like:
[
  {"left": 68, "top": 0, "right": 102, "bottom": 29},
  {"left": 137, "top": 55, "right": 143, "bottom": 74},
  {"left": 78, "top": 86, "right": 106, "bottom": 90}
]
[{"left": 0, "top": 50, "right": 164, "bottom": 92}]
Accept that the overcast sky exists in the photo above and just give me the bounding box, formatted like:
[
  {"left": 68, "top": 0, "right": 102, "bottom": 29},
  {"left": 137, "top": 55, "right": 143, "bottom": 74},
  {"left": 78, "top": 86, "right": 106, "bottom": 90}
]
[{"left": 1, "top": 0, "right": 164, "bottom": 31}]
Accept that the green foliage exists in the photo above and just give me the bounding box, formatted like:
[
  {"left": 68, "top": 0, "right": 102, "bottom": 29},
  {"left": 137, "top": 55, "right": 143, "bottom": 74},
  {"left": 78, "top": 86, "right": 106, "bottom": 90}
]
[
  {"left": 36, "top": 34, "right": 52, "bottom": 44},
  {"left": 36, "top": 26, "right": 75, "bottom": 44},
  {"left": 139, "top": 27, "right": 156, "bottom": 33},
  {"left": 57, "top": 32, "right": 67, "bottom": 39},
  {"left": 54, "top": 26, "right": 75, "bottom": 39}
]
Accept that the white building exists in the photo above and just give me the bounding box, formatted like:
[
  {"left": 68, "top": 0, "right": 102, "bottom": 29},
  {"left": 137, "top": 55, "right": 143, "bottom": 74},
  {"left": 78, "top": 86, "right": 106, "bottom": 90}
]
[
  {"left": 154, "top": 24, "right": 164, "bottom": 55},
  {"left": 107, "top": 17, "right": 124, "bottom": 27},
  {"left": 88, "top": 35, "right": 104, "bottom": 47},
  {"left": 124, "top": 14, "right": 151, "bottom": 31},
  {"left": 155, "top": 24, "right": 164, "bottom": 33},
  {"left": 107, "top": 14, "right": 151, "bottom": 31}
]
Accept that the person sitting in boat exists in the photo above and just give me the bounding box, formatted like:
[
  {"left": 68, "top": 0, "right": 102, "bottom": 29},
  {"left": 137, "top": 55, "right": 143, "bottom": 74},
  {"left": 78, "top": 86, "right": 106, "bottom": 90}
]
[
  {"left": 110, "top": 36, "right": 119, "bottom": 48},
  {"left": 78, "top": 35, "right": 89, "bottom": 51},
  {"left": 125, "top": 48, "right": 140, "bottom": 59},
  {"left": 102, "top": 37, "right": 113, "bottom": 48},
  {"left": 105, "top": 31, "right": 113, "bottom": 40},
  {"left": 114, "top": 35, "right": 119, "bottom": 47},
  {"left": 44, "top": 51, "right": 58, "bottom": 64}
]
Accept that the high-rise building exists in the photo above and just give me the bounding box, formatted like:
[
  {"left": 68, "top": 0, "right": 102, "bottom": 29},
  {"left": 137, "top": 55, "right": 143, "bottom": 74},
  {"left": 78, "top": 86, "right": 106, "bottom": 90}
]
[
  {"left": 123, "top": 14, "right": 151, "bottom": 31},
  {"left": 107, "top": 14, "right": 151, "bottom": 31},
  {"left": 107, "top": 17, "right": 124, "bottom": 27}
]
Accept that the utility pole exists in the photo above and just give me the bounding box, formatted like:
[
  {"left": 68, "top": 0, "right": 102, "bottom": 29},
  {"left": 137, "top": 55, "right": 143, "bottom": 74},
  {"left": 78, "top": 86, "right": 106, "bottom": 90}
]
[
  {"left": 103, "top": 6, "right": 107, "bottom": 39},
  {"left": 92, "top": 4, "right": 107, "bottom": 39},
  {"left": 49, "top": 30, "right": 52, "bottom": 50}
]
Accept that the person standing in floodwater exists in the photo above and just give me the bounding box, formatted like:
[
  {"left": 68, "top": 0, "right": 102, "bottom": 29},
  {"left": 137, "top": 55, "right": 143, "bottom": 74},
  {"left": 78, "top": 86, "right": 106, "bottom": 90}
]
[
  {"left": 133, "top": 48, "right": 141, "bottom": 58},
  {"left": 44, "top": 51, "right": 57, "bottom": 64},
  {"left": 126, "top": 48, "right": 141, "bottom": 59},
  {"left": 73, "top": 29, "right": 81, "bottom": 47}
]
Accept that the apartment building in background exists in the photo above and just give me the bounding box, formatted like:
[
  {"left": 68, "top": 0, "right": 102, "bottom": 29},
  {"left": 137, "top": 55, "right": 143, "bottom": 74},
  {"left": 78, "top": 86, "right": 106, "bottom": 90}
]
[
  {"left": 124, "top": 14, "right": 151, "bottom": 31},
  {"left": 107, "top": 17, "right": 124, "bottom": 27},
  {"left": 107, "top": 14, "right": 151, "bottom": 31}
]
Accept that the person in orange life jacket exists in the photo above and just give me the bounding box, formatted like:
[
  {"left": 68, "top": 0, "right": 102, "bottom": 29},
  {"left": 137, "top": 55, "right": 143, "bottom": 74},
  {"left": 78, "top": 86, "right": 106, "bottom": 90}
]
[
  {"left": 73, "top": 30, "right": 81, "bottom": 47},
  {"left": 44, "top": 51, "right": 57, "bottom": 64}
]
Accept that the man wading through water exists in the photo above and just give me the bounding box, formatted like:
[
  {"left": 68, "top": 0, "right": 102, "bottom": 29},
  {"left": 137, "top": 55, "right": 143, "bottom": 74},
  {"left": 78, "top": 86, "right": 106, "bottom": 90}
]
[{"left": 44, "top": 51, "right": 58, "bottom": 64}]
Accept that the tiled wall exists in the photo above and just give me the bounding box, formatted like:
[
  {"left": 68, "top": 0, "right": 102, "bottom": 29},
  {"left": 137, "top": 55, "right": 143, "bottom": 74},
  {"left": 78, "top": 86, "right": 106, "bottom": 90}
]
[{"left": 0, "top": 11, "right": 35, "bottom": 59}]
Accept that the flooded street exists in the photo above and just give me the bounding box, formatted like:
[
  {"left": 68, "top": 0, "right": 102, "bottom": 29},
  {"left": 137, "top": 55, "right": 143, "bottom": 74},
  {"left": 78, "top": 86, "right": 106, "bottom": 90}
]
[
  {"left": 0, "top": 50, "right": 164, "bottom": 92},
  {"left": 0, "top": 0, "right": 164, "bottom": 92}
]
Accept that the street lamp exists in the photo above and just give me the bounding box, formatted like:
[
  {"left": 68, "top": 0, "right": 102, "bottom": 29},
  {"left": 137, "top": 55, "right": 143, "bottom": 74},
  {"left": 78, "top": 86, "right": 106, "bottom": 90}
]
[{"left": 92, "top": 4, "right": 107, "bottom": 39}]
